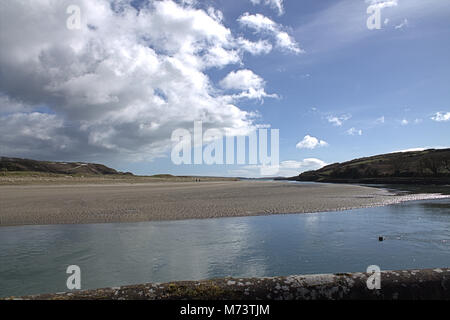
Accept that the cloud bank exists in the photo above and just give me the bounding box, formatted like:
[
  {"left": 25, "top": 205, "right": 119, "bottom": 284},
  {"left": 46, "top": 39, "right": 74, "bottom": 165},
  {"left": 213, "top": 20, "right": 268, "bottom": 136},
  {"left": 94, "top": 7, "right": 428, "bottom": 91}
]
[
  {"left": 250, "top": 0, "right": 284, "bottom": 16},
  {"left": 0, "top": 0, "right": 292, "bottom": 162},
  {"left": 238, "top": 13, "right": 303, "bottom": 54},
  {"left": 431, "top": 112, "right": 450, "bottom": 122}
]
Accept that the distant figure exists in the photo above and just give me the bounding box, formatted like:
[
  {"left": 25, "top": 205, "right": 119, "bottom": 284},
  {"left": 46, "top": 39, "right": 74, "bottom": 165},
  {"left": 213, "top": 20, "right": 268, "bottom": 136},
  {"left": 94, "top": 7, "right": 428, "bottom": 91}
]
[{"left": 378, "top": 236, "right": 384, "bottom": 242}]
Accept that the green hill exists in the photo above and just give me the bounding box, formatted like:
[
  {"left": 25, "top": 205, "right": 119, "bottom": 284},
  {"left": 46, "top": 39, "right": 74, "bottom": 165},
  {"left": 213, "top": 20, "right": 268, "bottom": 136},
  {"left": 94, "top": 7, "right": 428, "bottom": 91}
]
[
  {"left": 0, "top": 157, "right": 124, "bottom": 176},
  {"left": 290, "top": 148, "right": 450, "bottom": 185}
]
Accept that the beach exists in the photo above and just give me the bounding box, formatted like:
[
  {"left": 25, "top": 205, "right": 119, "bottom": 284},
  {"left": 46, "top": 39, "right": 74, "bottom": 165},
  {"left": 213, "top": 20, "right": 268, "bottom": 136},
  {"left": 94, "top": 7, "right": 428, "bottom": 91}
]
[{"left": 0, "top": 180, "right": 446, "bottom": 227}]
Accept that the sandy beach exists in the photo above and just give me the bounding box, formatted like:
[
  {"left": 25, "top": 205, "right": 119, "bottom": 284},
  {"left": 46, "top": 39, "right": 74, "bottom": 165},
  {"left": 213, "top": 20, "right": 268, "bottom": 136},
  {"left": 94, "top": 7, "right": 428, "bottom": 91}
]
[{"left": 0, "top": 180, "right": 447, "bottom": 227}]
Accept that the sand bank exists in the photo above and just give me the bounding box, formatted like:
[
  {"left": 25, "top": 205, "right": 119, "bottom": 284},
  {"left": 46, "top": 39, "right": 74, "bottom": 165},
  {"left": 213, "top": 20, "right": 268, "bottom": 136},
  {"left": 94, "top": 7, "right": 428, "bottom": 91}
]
[{"left": 0, "top": 181, "right": 447, "bottom": 226}]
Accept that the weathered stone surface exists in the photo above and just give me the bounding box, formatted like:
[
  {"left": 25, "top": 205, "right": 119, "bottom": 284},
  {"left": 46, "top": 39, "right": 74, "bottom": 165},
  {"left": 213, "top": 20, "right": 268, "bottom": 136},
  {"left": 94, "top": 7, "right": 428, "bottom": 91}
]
[{"left": 4, "top": 268, "right": 449, "bottom": 300}]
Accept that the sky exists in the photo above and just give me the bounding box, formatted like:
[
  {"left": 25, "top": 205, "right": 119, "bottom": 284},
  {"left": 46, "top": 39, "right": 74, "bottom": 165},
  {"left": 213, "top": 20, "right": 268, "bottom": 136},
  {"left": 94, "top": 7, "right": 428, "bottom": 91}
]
[{"left": 0, "top": 0, "right": 449, "bottom": 177}]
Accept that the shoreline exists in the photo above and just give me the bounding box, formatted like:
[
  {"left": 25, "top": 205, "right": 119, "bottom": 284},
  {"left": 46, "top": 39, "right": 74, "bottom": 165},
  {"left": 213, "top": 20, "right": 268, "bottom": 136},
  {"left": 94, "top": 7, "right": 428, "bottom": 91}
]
[
  {"left": 285, "top": 177, "right": 450, "bottom": 185},
  {"left": 1, "top": 180, "right": 449, "bottom": 227}
]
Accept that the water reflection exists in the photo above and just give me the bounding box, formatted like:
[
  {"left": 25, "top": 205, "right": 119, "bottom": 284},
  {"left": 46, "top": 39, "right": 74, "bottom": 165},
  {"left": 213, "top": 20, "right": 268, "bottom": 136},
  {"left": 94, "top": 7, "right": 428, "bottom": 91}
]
[{"left": 0, "top": 199, "right": 449, "bottom": 297}]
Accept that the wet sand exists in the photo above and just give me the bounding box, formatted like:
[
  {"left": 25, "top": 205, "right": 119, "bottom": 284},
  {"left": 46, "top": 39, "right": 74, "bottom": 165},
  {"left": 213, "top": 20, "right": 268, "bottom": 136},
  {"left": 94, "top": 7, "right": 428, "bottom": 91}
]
[{"left": 0, "top": 181, "right": 447, "bottom": 226}]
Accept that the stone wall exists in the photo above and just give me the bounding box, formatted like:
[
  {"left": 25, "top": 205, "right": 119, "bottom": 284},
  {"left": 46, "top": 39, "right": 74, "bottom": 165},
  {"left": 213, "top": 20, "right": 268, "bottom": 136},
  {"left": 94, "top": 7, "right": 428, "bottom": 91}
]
[{"left": 7, "top": 268, "right": 450, "bottom": 300}]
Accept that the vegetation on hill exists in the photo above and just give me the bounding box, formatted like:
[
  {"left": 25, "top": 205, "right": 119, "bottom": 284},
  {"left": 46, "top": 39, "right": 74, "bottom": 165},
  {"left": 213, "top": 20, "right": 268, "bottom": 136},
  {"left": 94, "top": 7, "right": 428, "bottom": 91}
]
[
  {"left": 289, "top": 148, "right": 450, "bottom": 185},
  {"left": 0, "top": 157, "right": 238, "bottom": 185},
  {"left": 0, "top": 157, "right": 126, "bottom": 176}
]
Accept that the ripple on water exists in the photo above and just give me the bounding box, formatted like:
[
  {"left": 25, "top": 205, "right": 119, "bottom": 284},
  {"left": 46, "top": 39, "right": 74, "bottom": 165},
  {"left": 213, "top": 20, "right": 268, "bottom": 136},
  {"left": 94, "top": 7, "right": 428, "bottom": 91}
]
[{"left": 0, "top": 198, "right": 449, "bottom": 298}]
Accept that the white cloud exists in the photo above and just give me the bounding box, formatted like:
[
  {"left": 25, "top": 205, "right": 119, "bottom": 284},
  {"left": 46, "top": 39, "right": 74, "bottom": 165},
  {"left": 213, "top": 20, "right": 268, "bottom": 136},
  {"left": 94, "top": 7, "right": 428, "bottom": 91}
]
[
  {"left": 0, "top": 0, "right": 279, "bottom": 161},
  {"left": 237, "top": 38, "right": 273, "bottom": 55},
  {"left": 431, "top": 112, "right": 450, "bottom": 122},
  {"left": 366, "top": 0, "right": 398, "bottom": 10},
  {"left": 239, "top": 13, "right": 278, "bottom": 31},
  {"left": 347, "top": 127, "right": 363, "bottom": 136},
  {"left": 238, "top": 13, "right": 303, "bottom": 54},
  {"left": 220, "top": 69, "right": 265, "bottom": 91},
  {"left": 391, "top": 146, "right": 449, "bottom": 153},
  {"left": 229, "top": 158, "right": 327, "bottom": 177},
  {"left": 392, "top": 147, "right": 426, "bottom": 153},
  {"left": 395, "top": 18, "right": 408, "bottom": 29},
  {"left": 375, "top": 116, "right": 385, "bottom": 124},
  {"left": 400, "top": 118, "right": 422, "bottom": 126},
  {"left": 296, "top": 135, "right": 328, "bottom": 149},
  {"left": 219, "top": 69, "right": 278, "bottom": 101},
  {"left": 327, "top": 114, "right": 351, "bottom": 126},
  {"left": 281, "top": 158, "right": 327, "bottom": 169},
  {"left": 277, "top": 158, "right": 327, "bottom": 176},
  {"left": 250, "top": 0, "right": 284, "bottom": 16}
]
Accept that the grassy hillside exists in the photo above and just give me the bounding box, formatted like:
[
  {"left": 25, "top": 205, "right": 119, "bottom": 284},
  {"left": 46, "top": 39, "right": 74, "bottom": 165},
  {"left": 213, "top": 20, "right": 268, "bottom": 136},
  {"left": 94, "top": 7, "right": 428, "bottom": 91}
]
[
  {"left": 0, "top": 157, "right": 124, "bottom": 175},
  {"left": 0, "top": 157, "right": 238, "bottom": 185},
  {"left": 290, "top": 148, "right": 450, "bottom": 185}
]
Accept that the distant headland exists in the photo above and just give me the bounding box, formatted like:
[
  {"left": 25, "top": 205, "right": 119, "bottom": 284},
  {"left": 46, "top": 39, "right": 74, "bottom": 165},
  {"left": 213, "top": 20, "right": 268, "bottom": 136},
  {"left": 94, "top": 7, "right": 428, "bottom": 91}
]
[{"left": 285, "top": 148, "right": 450, "bottom": 185}]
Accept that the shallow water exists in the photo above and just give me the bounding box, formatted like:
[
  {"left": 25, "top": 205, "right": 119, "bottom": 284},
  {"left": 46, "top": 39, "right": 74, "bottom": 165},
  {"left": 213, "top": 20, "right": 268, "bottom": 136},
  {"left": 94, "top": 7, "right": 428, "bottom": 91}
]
[{"left": 0, "top": 198, "right": 449, "bottom": 298}]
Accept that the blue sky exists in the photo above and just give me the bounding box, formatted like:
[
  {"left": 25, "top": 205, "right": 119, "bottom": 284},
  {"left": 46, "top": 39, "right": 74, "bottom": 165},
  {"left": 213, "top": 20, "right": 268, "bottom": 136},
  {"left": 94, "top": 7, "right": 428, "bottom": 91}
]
[{"left": 0, "top": 0, "right": 449, "bottom": 177}]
